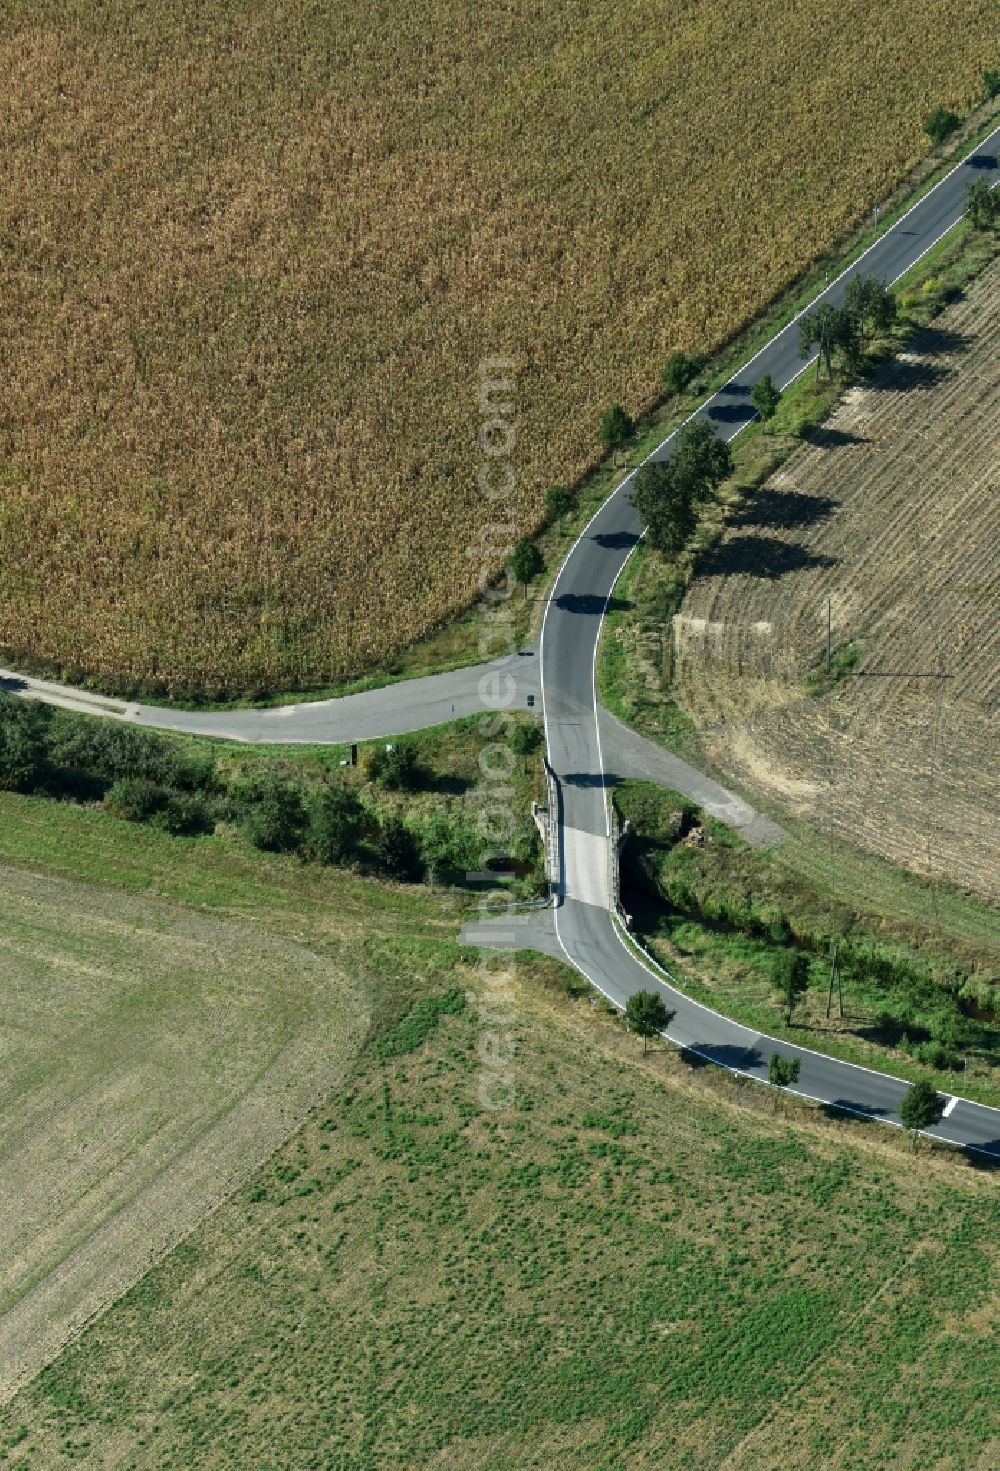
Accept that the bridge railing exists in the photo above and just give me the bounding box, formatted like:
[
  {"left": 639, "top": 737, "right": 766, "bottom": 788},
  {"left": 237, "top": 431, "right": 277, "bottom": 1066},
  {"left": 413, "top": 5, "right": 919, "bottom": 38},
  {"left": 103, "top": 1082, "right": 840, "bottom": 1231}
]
[
  {"left": 542, "top": 757, "right": 561, "bottom": 903},
  {"left": 608, "top": 794, "right": 631, "bottom": 927}
]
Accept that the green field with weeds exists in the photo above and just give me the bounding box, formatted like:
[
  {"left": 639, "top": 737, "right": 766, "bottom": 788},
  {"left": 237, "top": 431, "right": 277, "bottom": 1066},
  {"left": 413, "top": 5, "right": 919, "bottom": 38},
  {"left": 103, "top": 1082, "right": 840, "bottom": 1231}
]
[{"left": 1, "top": 932, "right": 997, "bottom": 1469}]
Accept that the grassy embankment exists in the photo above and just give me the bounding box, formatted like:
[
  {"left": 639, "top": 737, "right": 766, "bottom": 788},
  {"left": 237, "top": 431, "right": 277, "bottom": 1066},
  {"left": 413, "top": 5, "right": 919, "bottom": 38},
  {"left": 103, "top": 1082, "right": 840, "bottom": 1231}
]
[{"left": 614, "top": 780, "right": 1000, "bottom": 1107}]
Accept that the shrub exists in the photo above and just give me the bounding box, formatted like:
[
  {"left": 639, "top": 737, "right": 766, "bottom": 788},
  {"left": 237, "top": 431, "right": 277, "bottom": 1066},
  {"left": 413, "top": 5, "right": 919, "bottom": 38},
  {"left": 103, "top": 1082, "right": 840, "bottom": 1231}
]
[
  {"left": 153, "top": 793, "right": 215, "bottom": 837},
  {"left": 923, "top": 106, "right": 960, "bottom": 146},
  {"left": 912, "top": 1040, "right": 956, "bottom": 1072},
  {"left": 661, "top": 349, "right": 705, "bottom": 396},
  {"left": 373, "top": 815, "right": 423, "bottom": 881},
  {"left": 48, "top": 717, "right": 214, "bottom": 791},
  {"left": 242, "top": 776, "right": 307, "bottom": 853},
  {"left": 105, "top": 777, "right": 170, "bottom": 822},
  {"left": 305, "top": 785, "right": 366, "bottom": 864},
  {"left": 599, "top": 402, "right": 634, "bottom": 451},
  {"left": 368, "top": 741, "right": 422, "bottom": 791},
  {"left": 510, "top": 722, "right": 543, "bottom": 756},
  {"left": 0, "top": 694, "right": 51, "bottom": 792},
  {"left": 545, "top": 485, "right": 574, "bottom": 523},
  {"left": 982, "top": 67, "right": 1000, "bottom": 100}
]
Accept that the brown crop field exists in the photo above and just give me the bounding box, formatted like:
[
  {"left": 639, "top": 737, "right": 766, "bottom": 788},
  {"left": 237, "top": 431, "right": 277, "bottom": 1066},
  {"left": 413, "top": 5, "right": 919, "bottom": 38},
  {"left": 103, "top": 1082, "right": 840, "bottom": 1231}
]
[
  {"left": 0, "top": 0, "right": 994, "bottom": 695},
  {"left": 673, "top": 255, "right": 1000, "bottom": 901}
]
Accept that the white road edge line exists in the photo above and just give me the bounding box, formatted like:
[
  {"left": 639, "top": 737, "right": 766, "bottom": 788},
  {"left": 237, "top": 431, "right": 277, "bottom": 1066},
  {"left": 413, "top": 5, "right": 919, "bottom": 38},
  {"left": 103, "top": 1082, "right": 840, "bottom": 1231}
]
[{"left": 539, "top": 125, "right": 1000, "bottom": 1148}]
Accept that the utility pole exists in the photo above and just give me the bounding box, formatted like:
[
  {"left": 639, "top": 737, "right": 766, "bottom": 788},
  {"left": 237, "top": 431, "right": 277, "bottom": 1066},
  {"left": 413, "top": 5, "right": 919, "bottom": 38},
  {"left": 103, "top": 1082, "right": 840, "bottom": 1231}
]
[{"left": 826, "top": 938, "right": 843, "bottom": 1019}]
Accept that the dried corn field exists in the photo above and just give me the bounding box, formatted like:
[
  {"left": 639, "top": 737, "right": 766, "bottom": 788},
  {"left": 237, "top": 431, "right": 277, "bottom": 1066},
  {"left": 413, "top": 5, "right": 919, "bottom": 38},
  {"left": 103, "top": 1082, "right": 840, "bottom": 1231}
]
[
  {"left": 674, "top": 257, "right": 1000, "bottom": 901},
  {"left": 0, "top": 0, "right": 994, "bottom": 695}
]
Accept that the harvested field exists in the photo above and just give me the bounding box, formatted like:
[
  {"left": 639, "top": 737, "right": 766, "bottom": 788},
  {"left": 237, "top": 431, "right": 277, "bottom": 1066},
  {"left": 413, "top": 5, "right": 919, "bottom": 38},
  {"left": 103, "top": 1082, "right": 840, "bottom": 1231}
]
[
  {"left": 674, "top": 257, "right": 1000, "bottom": 900},
  {"left": 0, "top": 0, "right": 994, "bottom": 695},
  {"left": 0, "top": 800, "right": 386, "bottom": 1404}
]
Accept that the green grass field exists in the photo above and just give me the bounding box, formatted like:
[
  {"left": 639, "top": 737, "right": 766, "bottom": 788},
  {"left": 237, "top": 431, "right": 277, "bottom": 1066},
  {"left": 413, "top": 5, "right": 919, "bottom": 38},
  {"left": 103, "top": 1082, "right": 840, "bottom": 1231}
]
[{"left": 1, "top": 927, "right": 997, "bottom": 1469}]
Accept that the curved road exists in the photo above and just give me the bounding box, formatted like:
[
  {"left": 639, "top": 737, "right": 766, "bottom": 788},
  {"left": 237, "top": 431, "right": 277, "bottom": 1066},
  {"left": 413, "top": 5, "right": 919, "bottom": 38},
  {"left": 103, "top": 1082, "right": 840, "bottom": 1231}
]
[
  {"left": 1, "top": 130, "right": 997, "bottom": 1154},
  {"left": 541, "top": 126, "right": 1000, "bottom": 1158}
]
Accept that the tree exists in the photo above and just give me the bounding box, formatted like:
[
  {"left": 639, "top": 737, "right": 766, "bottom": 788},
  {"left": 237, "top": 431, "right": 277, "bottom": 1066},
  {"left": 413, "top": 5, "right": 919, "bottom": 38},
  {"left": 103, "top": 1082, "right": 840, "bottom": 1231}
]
[
  {"left": 768, "top": 1052, "right": 801, "bottom": 1087},
  {"left": 751, "top": 373, "right": 781, "bottom": 421},
  {"left": 545, "top": 485, "right": 574, "bottom": 523},
  {"left": 833, "top": 305, "right": 865, "bottom": 378},
  {"left": 305, "top": 784, "right": 366, "bottom": 864},
  {"left": 671, "top": 418, "right": 733, "bottom": 494},
  {"left": 600, "top": 403, "right": 634, "bottom": 453},
  {"left": 965, "top": 178, "right": 999, "bottom": 232},
  {"left": 373, "top": 814, "right": 423, "bottom": 882},
  {"left": 242, "top": 775, "right": 307, "bottom": 853},
  {"left": 845, "top": 276, "right": 897, "bottom": 339},
  {"left": 898, "top": 1078, "right": 946, "bottom": 1141},
  {"left": 625, "top": 990, "right": 675, "bottom": 1054},
  {"left": 661, "top": 349, "right": 705, "bottom": 396},
  {"left": 772, "top": 949, "right": 810, "bottom": 1025},
  {"left": 0, "top": 694, "right": 51, "bottom": 793},
  {"left": 508, "top": 536, "right": 544, "bottom": 587},
  {"left": 799, "top": 302, "right": 840, "bottom": 379},
  {"left": 923, "top": 106, "right": 960, "bottom": 147},
  {"left": 630, "top": 460, "right": 697, "bottom": 556},
  {"left": 984, "top": 68, "right": 1000, "bottom": 100}
]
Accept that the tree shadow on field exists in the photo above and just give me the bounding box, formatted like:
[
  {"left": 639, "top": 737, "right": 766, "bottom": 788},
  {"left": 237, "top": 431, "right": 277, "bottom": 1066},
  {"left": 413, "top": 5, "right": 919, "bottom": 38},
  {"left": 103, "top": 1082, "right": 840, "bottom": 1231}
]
[
  {"left": 697, "top": 535, "right": 837, "bottom": 581},
  {"left": 908, "top": 325, "right": 973, "bottom": 356},
  {"left": 732, "top": 488, "right": 837, "bottom": 532},
  {"left": 422, "top": 773, "right": 475, "bottom": 796},
  {"left": 876, "top": 358, "right": 952, "bottom": 394},
  {"left": 799, "top": 423, "right": 868, "bottom": 449}
]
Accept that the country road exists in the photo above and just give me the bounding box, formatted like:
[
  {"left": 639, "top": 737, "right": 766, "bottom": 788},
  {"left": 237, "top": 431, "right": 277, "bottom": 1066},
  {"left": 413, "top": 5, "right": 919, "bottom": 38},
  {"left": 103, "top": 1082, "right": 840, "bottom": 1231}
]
[
  {"left": 2, "top": 126, "right": 998, "bottom": 1156},
  {"left": 538, "top": 123, "right": 1000, "bottom": 1158}
]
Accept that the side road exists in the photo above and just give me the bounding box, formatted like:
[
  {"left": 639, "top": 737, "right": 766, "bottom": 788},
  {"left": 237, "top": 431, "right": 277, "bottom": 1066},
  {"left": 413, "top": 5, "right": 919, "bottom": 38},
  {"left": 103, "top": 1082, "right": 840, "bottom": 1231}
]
[{"left": 0, "top": 655, "right": 785, "bottom": 846}]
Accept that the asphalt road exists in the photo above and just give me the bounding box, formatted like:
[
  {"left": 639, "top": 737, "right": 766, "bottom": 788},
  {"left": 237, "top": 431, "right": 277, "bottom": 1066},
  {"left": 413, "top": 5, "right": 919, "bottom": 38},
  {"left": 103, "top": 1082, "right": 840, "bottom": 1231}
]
[
  {"left": 541, "top": 126, "right": 1000, "bottom": 1158},
  {"left": 0, "top": 652, "right": 540, "bottom": 744},
  {"left": 1, "top": 127, "right": 996, "bottom": 1153}
]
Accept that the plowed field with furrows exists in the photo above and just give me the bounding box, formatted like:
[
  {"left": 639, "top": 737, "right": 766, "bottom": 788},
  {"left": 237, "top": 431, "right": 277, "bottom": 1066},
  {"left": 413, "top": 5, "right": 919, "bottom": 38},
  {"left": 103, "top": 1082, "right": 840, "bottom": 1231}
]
[
  {"left": 674, "top": 257, "right": 999, "bottom": 899},
  {"left": 0, "top": 0, "right": 994, "bottom": 694}
]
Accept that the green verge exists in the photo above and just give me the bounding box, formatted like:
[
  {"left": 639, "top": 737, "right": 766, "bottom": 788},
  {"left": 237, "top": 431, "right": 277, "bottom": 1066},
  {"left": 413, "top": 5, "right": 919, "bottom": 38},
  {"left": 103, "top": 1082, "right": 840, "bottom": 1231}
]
[
  {"left": 1, "top": 917, "right": 998, "bottom": 1469},
  {"left": 0, "top": 701, "right": 549, "bottom": 905},
  {"left": 614, "top": 780, "right": 1000, "bottom": 1107}
]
